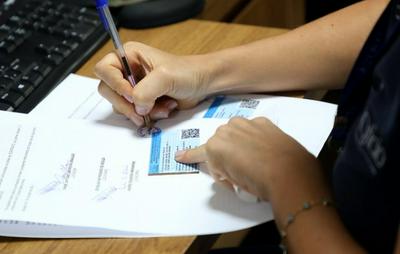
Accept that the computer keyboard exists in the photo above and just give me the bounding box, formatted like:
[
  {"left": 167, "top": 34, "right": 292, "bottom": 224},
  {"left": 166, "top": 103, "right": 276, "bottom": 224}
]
[{"left": 0, "top": 0, "right": 108, "bottom": 113}]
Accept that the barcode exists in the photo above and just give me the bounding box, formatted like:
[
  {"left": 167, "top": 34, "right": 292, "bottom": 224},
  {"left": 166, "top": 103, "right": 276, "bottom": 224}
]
[
  {"left": 181, "top": 128, "right": 200, "bottom": 139},
  {"left": 239, "top": 99, "right": 260, "bottom": 109}
]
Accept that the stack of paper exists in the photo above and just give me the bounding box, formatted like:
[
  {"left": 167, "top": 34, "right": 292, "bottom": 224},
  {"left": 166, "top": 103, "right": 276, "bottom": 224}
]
[{"left": 0, "top": 74, "right": 337, "bottom": 238}]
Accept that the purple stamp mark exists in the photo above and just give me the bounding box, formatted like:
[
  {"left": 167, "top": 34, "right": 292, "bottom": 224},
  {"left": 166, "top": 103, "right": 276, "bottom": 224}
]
[{"left": 137, "top": 126, "right": 161, "bottom": 137}]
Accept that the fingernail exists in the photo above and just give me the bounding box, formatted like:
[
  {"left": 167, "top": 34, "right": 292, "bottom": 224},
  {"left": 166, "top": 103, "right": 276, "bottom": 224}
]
[
  {"left": 136, "top": 106, "right": 148, "bottom": 115},
  {"left": 175, "top": 150, "right": 186, "bottom": 161},
  {"left": 166, "top": 100, "right": 178, "bottom": 110}
]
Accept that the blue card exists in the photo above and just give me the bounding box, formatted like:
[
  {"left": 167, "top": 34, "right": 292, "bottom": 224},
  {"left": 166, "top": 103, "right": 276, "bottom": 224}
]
[
  {"left": 204, "top": 96, "right": 260, "bottom": 119},
  {"left": 149, "top": 128, "right": 200, "bottom": 175}
]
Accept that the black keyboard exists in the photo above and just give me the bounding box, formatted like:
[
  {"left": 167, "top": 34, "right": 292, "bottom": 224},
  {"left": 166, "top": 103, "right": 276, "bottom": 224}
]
[{"left": 0, "top": 0, "right": 108, "bottom": 113}]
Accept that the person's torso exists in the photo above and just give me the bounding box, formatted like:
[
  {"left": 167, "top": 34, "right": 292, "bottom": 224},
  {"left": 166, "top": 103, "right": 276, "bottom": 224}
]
[{"left": 332, "top": 1, "right": 400, "bottom": 253}]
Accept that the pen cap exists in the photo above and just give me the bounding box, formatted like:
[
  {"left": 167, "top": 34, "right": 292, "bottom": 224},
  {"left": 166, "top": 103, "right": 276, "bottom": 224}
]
[{"left": 95, "top": 0, "right": 108, "bottom": 8}]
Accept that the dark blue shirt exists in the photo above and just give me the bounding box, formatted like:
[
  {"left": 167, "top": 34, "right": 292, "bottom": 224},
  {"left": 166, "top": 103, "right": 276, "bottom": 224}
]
[{"left": 332, "top": 0, "right": 400, "bottom": 253}]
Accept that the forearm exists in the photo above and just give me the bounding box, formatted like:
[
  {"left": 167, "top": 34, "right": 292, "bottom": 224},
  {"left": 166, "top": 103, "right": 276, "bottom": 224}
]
[
  {"left": 203, "top": 0, "right": 388, "bottom": 94},
  {"left": 266, "top": 157, "right": 365, "bottom": 254}
]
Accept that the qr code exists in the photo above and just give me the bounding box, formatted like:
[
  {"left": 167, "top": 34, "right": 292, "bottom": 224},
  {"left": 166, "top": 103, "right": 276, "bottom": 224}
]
[
  {"left": 239, "top": 99, "right": 260, "bottom": 109},
  {"left": 181, "top": 128, "right": 200, "bottom": 139}
]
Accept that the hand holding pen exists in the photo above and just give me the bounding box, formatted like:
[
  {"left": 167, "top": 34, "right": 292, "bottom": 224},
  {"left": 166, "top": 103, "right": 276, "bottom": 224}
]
[
  {"left": 95, "top": 0, "right": 153, "bottom": 133},
  {"left": 94, "top": 1, "right": 210, "bottom": 132}
]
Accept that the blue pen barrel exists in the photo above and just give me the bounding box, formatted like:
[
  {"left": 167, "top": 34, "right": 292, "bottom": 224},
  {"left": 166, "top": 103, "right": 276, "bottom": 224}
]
[
  {"left": 95, "top": 0, "right": 109, "bottom": 8},
  {"left": 94, "top": 0, "right": 152, "bottom": 128}
]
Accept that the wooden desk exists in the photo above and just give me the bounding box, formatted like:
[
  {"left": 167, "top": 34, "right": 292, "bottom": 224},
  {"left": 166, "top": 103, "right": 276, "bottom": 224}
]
[
  {"left": 200, "top": 0, "right": 305, "bottom": 29},
  {"left": 0, "top": 20, "right": 286, "bottom": 254}
]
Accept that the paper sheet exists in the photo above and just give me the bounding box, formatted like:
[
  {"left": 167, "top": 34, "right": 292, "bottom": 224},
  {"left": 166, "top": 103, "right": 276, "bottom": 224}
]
[
  {"left": 0, "top": 112, "right": 272, "bottom": 237},
  {"left": 0, "top": 74, "right": 338, "bottom": 238}
]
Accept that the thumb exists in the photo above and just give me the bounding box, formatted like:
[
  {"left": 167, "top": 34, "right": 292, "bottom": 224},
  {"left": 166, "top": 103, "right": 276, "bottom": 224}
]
[{"left": 131, "top": 69, "right": 172, "bottom": 115}]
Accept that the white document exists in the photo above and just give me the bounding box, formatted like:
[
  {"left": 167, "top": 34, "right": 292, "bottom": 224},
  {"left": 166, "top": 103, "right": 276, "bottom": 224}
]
[
  {"left": 0, "top": 112, "right": 272, "bottom": 237},
  {"left": 0, "top": 74, "right": 337, "bottom": 238}
]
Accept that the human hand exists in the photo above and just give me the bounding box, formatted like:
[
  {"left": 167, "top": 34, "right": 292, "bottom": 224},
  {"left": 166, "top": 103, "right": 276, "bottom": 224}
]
[
  {"left": 94, "top": 42, "right": 213, "bottom": 126},
  {"left": 175, "top": 117, "right": 322, "bottom": 201}
]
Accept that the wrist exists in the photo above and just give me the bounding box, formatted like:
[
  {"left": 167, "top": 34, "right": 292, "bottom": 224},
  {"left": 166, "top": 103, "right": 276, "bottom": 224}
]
[
  {"left": 183, "top": 54, "right": 220, "bottom": 99},
  {"left": 265, "top": 153, "right": 331, "bottom": 226},
  {"left": 194, "top": 49, "right": 244, "bottom": 96}
]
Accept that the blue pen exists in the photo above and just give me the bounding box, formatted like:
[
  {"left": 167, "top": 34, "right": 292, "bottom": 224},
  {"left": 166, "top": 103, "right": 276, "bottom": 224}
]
[{"left": 95, "top": 0, "right": 152, "bottom": 129}]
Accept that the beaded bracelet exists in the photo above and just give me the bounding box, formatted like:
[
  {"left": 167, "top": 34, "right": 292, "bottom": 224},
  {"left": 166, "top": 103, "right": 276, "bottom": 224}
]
[{"left": 279, "top": 197, "right": 334, "bottom": 254}]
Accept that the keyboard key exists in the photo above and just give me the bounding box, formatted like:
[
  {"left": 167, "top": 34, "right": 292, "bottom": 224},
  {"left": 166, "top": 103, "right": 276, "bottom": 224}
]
[
  {"left": 0, "top": 91, "right": 24, "bottom": 108},
  {"left": 79, "top": 7, "right": 99, "bottom": 20},
  {"left": 80, "top": 17, "right": 101, "bottom": 27},
  {"left": 70, "top": 24, "right": 95, "bottom": 41},
  {"left": 5, "top": 34, "right": 16, "bottom": 42},
  {"left": 22, "top": 72, "right": 43, "bottom": 87},
  {"left": 0, "top": 59, "right": 11, "bottom": 73},
  {"left": 54, "top": 27, "right": 71, "bottom": 38},
  {"left": 23, "top": 20, "right": 40, "bottom": 30},
  {"left": 52, "top": 46, "right": 72, "bottom": 58},
  {"left": 8, "top": 15, "right": 24, "bottom": 27},
  {"left": 53, "top": 10, "right": 62, "bottom": 18},
  {"left": 38, "top": 22, "right": 57, "bottom": 35},
  {"left": 42, "top": 1, "right": 55, "bottom": 9},
  {"left": 0, "top": 41, "right": 16, "bottom": 54},
  {"left": 35, "top": 7, "right": 47, "bottom": 16},
  {"left": 36, "top": 43, "right": 53, "bottom": 55},
  {"left": 14, "top": 28, "right": 31, "bottom": 40},
  {"left": 11, "top": 81, "right": 34, "bottom": 97},
  {"left": 0, "top": 102, "right": 14, "bottom": 111},
  {"left": 26, "top": 12, "right": 40, "bottom": 22},
  {"left": 0, "top": 77, "right": 15, "bottom": 90},
  {"left": 3, "top": 69, "right": 21, "bottom": 80},
  {"left": 0, "top": 24, "right": 12, "bottom": 33},
  {"left": 47, "top": 8, "right": 57, "bottom": 16},
  {"left": 33, "top": 63, "right": 52, "bottom": 76},
  {"left": 59, "top": 20, "right": 76, "bottom": 29},
  {"left": 45, "top": 54, "right": 64, "bottom": 66},
  {"left": 6, "top": 34, "right": 24, "bottom": 47},
  {"left": 11, "top": 61, "right": 35, "bottom": 75},
  {"left": 56, "top": 3, "right": 66, "bottom": 10},
  {"left": 10, "top": 58, "right": 21, "bottom": 67},
  {"left": 0, "top": 65, "right": 8, "bottom": 73},
  {"left": 61, "top": 40, "right": 79, "bottom": 50}
]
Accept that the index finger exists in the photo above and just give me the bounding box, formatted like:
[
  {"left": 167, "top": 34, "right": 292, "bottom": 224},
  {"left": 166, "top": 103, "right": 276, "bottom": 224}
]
[
  {"left": 94, "top": 52, "right": 133, "bottom": 99},
  {"left": 174, "top": 144, "right": 207, "bottom": 164}
]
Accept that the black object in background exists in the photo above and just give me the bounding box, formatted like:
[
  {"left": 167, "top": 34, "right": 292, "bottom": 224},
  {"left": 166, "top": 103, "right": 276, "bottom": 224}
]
[
  {"left": 306, "top": 0, "right": 360, "bottom": 21},
  {"left": 0, "top": 0, "right": 108, "bottom": 113},
  {"left": 118, "top": 0, "right": 205, "bottom": 29},
  {"left": 208, "top": 221, "right": 283, "bottom": 254}
]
